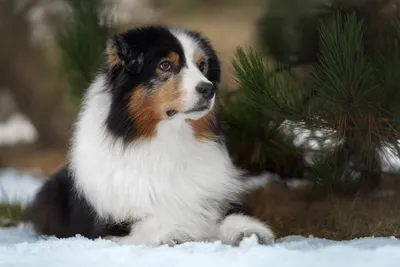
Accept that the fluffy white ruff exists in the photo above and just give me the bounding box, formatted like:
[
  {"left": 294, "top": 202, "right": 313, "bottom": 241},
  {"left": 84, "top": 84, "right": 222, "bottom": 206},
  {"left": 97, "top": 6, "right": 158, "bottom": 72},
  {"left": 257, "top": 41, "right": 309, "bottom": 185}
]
[{"left": 70, "top": 75, "right": 245, "bottom": 243}]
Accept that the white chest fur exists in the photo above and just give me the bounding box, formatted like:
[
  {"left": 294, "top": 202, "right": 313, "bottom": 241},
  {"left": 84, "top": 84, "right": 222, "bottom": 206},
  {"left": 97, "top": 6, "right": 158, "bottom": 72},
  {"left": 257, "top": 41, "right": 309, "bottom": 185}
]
[{"left": 70, "top": 78, "right": 243, "bottom": 227}]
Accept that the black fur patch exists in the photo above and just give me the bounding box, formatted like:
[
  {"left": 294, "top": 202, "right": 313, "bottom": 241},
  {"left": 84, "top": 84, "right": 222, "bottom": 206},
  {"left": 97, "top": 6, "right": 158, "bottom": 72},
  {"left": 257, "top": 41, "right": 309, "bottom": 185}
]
[{"left": 24, "top": 164, "right": 131, "bottom": 239}]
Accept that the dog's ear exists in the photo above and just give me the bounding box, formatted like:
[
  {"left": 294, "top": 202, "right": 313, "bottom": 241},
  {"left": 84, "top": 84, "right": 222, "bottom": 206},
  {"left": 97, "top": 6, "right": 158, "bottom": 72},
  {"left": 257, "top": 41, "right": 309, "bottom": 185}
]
[{"left": 105, "top": 35, "right": 144, "bottom": 74}]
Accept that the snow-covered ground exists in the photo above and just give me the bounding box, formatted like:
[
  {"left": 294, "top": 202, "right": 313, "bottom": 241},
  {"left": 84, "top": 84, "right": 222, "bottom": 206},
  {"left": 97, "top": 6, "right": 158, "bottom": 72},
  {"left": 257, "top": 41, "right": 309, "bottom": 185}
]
[
  {"left": 0, "top": 226, "right": 399, "bottom": 267},
  {"left": 0, "top": 168, "right": 400, "bottom": 267},
  {"left": 0, "top": 169, "right": 43, "bottom": 206}
]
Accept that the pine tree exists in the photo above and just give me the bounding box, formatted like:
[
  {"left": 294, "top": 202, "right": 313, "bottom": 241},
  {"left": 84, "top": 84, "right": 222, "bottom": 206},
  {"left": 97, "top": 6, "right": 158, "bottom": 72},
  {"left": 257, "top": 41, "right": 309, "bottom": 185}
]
[
  {"left": 223, "top": 0, "right": 400, "bottom": 193},
  {"left": 55, "top": 0, "right": 117, "bottom": 101},
  {"left": 219, "top": 50, "right": 306, "bottom": 178}
]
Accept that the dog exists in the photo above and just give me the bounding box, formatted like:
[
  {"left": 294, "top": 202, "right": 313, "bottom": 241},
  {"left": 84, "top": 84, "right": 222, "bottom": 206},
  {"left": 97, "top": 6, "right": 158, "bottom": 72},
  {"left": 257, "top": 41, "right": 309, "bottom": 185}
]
[{"left": 25, "top": 26, "right": 275, "bottom": 247}]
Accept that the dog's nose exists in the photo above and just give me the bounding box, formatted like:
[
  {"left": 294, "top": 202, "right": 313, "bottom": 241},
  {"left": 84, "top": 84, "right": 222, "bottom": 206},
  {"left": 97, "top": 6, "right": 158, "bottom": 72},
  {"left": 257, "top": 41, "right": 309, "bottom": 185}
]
[{"left": 196, "top": 82, "right": 215, "bottom": 100}]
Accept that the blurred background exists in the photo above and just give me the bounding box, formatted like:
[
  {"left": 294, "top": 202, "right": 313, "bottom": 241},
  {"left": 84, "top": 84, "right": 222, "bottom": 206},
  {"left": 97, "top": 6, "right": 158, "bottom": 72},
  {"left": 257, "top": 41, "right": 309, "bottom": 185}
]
[
  {"left": 0, "top": 0, "right": 263, "bottom": 176},
  {"left": 1, "top": 0, "right": 400, "bottom": 239}
]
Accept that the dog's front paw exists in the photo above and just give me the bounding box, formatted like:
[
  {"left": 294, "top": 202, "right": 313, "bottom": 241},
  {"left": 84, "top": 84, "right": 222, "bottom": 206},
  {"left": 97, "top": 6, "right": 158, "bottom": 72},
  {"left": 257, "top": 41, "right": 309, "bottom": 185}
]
[
  {"left": 230, "top": 230, "right": 274, "bottom": 246},
  {"left": 158, "top": 230, "right": 194, "bottom": 246},
  {"left": 218, "top": 214, "right": 275, "bottom": 246},
  {"left": 105, "top": 229, "right": 194, "bottom": 247}
]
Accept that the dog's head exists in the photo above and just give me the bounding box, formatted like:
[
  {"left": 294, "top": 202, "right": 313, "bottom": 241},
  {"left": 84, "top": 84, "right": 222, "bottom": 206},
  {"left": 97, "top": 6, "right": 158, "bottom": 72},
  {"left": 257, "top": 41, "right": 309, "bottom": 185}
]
[{"left": 103, "top": 26, "right": 221, "bottom": 141}]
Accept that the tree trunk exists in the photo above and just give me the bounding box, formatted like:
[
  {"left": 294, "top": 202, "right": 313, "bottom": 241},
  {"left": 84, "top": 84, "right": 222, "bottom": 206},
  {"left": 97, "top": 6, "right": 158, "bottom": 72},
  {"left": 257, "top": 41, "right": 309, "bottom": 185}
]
[{"left": 1, "top": 51, "right": 74, "bottom": 149}]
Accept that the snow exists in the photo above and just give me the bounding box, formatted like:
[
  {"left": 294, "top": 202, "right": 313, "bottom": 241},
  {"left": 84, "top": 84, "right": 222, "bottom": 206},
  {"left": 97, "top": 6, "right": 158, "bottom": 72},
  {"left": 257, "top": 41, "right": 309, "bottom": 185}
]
[
  {"left": 0, "top": 113, "right": 38, "bottom": 146},
  {"left": 0, "top": 170, "right": 399, "bottom": 266},
  {"left": 0, "top": 169, "right": 43, "bottom": 206},
  {"left": 281, "top": 120, "right": 400, "bottom": 172},
  {"left": 380, "top": 144, "right": 400, "bottom": 172},
  {"left": 0, "top": 226, "right": 398, "bottom": 267}
]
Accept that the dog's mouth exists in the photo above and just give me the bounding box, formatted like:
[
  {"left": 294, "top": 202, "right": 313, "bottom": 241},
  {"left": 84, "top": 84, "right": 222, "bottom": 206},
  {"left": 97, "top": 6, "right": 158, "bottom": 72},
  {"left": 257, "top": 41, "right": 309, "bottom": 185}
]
[
  {"left": 166, "top": 104, "right": 210, "bottom": 118},
  {"left": 184, "top": 105, "right": 209, "bottom": 114}
]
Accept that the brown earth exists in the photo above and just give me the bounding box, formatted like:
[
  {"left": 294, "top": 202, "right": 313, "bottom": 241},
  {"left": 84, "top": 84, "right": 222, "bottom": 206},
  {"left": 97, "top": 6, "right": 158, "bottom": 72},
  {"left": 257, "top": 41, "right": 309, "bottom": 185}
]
[
  {"left": 0, "top": 147, "right": 66, "bottom": 176},
  {"left": 248, "top": 179, "right": 400, "bottom": 240}
]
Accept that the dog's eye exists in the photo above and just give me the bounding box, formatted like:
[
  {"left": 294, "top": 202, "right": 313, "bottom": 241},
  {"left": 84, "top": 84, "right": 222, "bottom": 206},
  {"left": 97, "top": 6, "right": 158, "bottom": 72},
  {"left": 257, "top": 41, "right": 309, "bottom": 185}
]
[
  {"left": 198, "top": 61, "right": 205, "bottom": 72},
  {"left": 159, "top": 61, "right": 172, "bottom": 71}
]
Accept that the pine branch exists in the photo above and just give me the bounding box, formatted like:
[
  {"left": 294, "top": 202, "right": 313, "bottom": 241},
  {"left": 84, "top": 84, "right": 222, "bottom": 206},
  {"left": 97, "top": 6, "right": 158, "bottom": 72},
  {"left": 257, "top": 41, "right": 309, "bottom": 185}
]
[
  {"left": 229, "top": 9, "right": 400, "bottom": 191},
  {"left": 220, "top": 47, "right": 308, "bottom": 177},
  {"left": 55, "top": 0, "right": 117, "bottom": 100},
  {"left": 232, "top": 47, "right": 307, "bottom": 122},
  {"left": 309, "top": 12, "right": 379, "bottom": 120}
]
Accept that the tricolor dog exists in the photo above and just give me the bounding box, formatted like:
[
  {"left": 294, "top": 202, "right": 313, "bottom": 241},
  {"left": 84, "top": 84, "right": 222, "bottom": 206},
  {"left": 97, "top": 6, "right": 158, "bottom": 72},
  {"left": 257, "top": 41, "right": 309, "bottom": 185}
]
[{"left": 26, "top": 26, "right": 275, "bottom": 247}]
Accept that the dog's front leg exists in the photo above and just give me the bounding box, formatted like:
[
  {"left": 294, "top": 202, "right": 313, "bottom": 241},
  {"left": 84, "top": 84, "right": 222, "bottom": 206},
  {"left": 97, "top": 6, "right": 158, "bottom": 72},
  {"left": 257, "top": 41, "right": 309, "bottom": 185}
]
[
  {"left": 105, "top": 217, "right": 195, "bottom": 247},
  {"left": 217, "top": 214, "right": 275, "bottom": 246}
]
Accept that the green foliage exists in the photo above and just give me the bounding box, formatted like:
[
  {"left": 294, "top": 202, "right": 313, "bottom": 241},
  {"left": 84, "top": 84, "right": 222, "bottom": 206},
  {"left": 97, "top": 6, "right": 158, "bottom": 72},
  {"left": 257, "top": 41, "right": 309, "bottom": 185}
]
[
  {"left": 307, "top": 12, "right": 400, "bottom": 177},
  {"left": 307, "top": 152, "right": 361, "bottom": 194},
  {"left": 257, "top": 0, "right": 330, "bottom": 65},
  {"left": 0, "top": 204, "right": 25, "bottom": 227},
  {"left": 55, "top": 0, "right": 116, "bottom": 100},
  {"left": 226, "top": 10, "right": 400, "bottom": 193},
  {"left": 257, "top": 0, "right": 400, "bottom": 66},
  {"left": 220, "top": 47, "right": 305, "bottom": 177},
  {"left": 232, "top": 47, "right": 307, "bottom": 120}
]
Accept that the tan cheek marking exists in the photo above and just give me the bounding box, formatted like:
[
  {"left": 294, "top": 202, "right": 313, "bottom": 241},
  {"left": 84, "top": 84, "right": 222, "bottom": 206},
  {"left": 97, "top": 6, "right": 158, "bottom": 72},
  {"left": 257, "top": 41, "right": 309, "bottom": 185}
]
[
  {"left": 153, "top": 74, "right": 183, "bottom": 116},
  {"left": 188, "top": 110, "right": 218, "bottom": 141},
  {"left": 194, "top": 51, "right": 202, "bottom": 65},
  {"left": 106, "top": 47, "right": 120, "bottom": 67},
  {"left": 127, "top": 87, "right": 161, "bottom": 140},
  {"left": 127, "top": 76, "right": 184, "bottom": 140}
]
